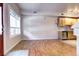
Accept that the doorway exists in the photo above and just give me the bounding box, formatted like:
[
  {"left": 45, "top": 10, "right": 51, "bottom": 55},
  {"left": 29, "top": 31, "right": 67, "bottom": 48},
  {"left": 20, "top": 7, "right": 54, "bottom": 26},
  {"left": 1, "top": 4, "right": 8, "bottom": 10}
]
[{"left": 0, "top": 3, "right": 4, "bottom": 56}]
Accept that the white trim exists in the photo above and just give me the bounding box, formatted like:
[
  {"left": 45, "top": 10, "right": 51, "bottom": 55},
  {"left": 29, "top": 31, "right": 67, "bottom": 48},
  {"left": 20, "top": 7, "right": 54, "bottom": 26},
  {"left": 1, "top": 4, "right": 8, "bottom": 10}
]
[
  {"left": 23, "top": 35, "right": 58, "bottom": 40},
  {"left": 4, "top": 39, "right": 22, "bottom": 55}
]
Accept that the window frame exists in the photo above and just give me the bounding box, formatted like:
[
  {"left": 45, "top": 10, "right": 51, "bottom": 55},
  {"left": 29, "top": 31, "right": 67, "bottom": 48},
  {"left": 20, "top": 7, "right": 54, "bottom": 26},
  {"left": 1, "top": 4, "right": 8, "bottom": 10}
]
[{"left": 9, "top": 6, "right": 21, "bottom": 38}]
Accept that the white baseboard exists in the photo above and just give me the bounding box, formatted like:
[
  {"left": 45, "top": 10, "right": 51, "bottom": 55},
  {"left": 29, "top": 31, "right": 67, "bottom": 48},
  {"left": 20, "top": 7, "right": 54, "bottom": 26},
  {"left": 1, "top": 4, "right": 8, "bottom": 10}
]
[
  {"left": 4, "top": 39, "right": 22, "bottom": 55},
  {"left": 23, "top": 36, "right": 58, "bottom": 40}
]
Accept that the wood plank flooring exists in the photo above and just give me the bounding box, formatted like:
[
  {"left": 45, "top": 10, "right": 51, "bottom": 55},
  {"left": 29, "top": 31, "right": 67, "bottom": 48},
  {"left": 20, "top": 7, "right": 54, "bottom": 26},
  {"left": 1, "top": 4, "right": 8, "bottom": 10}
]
[{"left": 10, "top": 40, "right": 76, "bottom": 56}]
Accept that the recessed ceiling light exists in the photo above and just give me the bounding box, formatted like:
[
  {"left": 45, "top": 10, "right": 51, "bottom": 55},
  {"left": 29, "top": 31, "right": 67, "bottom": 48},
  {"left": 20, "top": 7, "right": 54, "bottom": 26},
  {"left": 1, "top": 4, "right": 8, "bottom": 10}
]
[
  {"left": 61, "top": 13, "right": 64, "bottom": 15},
  {"left": 33, "top": 11, "right": 37, "bottom": 13}
]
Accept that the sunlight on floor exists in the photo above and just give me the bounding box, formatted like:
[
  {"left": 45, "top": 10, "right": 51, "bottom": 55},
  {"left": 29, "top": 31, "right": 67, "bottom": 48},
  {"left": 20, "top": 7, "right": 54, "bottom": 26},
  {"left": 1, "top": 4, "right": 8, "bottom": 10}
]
[
  {"left": 62, "top": 40, "right": 76, "bottom": 47},
  {"left": 6, "top": 50, "right": 29, "bottom": 56}
]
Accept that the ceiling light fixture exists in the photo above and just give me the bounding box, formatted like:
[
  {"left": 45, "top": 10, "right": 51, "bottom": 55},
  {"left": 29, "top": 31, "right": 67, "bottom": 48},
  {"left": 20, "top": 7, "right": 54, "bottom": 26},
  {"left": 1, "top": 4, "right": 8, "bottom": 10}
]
[{"left": 33, "top": 11, "right": 37, "bottom": 13}]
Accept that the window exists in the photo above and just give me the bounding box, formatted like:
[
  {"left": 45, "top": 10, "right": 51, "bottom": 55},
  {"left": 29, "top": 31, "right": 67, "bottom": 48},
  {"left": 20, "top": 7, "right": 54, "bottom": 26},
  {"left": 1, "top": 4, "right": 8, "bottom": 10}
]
[{"left": 9, "top": 8, "right": 20, "bottom": 37}]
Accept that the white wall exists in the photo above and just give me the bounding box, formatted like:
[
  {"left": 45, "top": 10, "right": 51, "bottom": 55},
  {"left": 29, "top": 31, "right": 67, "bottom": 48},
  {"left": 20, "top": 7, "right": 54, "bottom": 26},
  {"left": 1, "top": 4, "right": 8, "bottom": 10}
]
[
  {"left": 3, "top": 3, "right": 22, "bottom": 55},
  {"left": 77, "top": 36, "right": 79, "bottom": 56},
  {"left": 22, "top": 15, "right": 58, "bottom": 40}
]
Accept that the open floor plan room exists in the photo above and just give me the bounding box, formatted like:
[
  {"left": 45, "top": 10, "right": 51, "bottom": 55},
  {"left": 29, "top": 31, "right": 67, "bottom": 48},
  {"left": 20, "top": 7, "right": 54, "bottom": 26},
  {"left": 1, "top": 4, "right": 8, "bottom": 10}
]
[{"left": 0, "top": 3, "right": 78, "bottom": 56}]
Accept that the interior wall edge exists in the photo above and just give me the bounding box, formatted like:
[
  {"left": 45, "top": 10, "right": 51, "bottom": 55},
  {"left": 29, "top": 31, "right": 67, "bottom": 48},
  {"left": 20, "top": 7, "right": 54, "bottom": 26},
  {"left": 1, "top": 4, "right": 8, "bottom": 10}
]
[
  {"left": 4, "top": 38, "right": 22, "bottom": 55},
  {"left": 3, "top": 3, "right": 22, "bottom": 55}
]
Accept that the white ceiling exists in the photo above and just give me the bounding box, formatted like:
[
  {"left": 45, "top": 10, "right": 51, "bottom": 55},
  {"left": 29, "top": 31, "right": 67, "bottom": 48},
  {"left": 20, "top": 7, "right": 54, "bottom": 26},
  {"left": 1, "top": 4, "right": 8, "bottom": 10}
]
[{"left": 17, "top": 3, "right": 79, "bottom": 16}]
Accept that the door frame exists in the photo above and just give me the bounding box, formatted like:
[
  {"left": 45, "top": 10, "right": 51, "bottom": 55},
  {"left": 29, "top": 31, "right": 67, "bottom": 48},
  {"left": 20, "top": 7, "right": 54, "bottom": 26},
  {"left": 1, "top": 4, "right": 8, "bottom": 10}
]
[{"left": 0, "top": 3, "right": 4, "bottom": 56}]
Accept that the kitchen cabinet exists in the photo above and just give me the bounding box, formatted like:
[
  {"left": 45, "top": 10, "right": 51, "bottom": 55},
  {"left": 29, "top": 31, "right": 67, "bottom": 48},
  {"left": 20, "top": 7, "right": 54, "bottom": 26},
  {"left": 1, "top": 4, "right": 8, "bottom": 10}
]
[
  {"left": 58, "top": 31, "right": 76, "bottom": 40},
  {"left": 58, "top": 17, "right": 77, "bottom": 26},
  {"left": 58, "top": 18, "right": 65, "bottom": 26},
  {"left": 57, "top": 16, "right": 77, "bottom": 40}
]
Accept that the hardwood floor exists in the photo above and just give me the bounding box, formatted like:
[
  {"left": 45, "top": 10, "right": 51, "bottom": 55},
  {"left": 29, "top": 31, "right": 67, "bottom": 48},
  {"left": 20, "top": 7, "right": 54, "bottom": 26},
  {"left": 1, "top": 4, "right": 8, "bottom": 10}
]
[{"left": 8, "top": 40, "right": 76, "bottom": 56}]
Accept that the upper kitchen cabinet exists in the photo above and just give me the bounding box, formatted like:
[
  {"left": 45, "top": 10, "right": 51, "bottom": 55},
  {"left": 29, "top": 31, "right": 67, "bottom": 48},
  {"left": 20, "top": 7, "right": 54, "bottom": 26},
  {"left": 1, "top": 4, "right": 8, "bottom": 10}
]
[
  {"left": 57, "top": 16, "right": 78, "bottom": 27},
  {"left": 57, "top": 17, "right": 65, "bottom": 26}
]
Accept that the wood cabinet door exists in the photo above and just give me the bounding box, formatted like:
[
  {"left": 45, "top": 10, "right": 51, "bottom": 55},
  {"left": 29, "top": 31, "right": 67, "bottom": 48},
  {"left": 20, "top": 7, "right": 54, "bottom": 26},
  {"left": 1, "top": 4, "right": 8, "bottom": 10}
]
[
  {"left": 0, "top": 3, "right": 3, "bottom": 56},
  {"left": 58, "top": 18, "right": 65, "bottom": 26}
]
